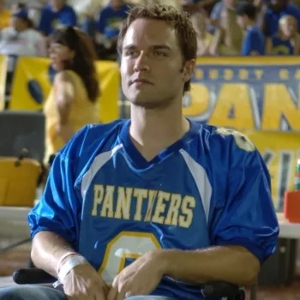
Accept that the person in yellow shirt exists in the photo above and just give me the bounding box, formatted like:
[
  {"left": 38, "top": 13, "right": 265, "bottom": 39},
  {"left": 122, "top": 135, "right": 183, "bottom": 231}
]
[
  {"left": 44, "top": 26, "right": 101, "bottom": 164},
  {"left": 0, "top": 0, "right": 11, "bottom": 29}
]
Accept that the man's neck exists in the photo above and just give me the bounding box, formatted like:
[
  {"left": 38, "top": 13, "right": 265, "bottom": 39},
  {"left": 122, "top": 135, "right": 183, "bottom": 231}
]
[
  {"left": 15, "top": 26, "right": 26, "bottom": 33},
  {"left": 246, "top": 20, "right": 255, "bottom": 30},
  {"left": 129, "top": 99, "right": 190, "bottom": 161},
  {"left": 52, "top": 5, "right": 64, "bottom": 12},
  {"left": 111, "top": 4, "right": 123, "bottom": 11}
]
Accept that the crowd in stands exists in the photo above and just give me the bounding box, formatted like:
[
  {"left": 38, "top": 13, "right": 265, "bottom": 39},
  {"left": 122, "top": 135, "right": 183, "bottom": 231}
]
[{"left": 0, "top": 0, "right": 300, "bottom": 64}]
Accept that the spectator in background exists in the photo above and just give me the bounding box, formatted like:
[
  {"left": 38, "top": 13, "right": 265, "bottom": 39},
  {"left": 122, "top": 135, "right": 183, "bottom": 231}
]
[
  {"left": 236, "top": 1, "right": 265, "bottom": 55},
  {"left": 95, "top": 0, "right": 130, "bottom": 59},
  {"left": 206, "top": 0, "right": 226, "bottom": 33},
  {"left": 26, "top": 0, "right": 47, "bottom": 27},
  {"left": 191, "top": 12, "right": 216, "bottom": 56},
  {"left": 0, "top": 0, "right": 11, "bottom": 30},
  {"left": 252, "top": 0, "right": 268, "bottom": 31},
  {"left": 211, "top": 0, "right": 243, "bottom": 55},
  {"left": 38, "top": 0, "right": 77, "bottom": 36},
  {"left": 144, "top": 0, "right": 181, "bottom": 10},
  {"left": 206, "top": 0, "right": 244, "bottom": 33},
  {"left": 0, "top": 5, "right": 47, "bottom": 58},
  {"left": 69, "top": 0, "right": 104, "bottom": 37},
  {"left": 265, "top": 14, "right": 300, "bottom": 55},
  {"left": 263, "top": 0, "right": 300, "bottom": 37},
  {"left": 44, "top": 26, "right": 100, "bottom": 164},
  {"left": 181, "top": 0, "right": 216, "bottom": 15},
  {"left": 0, "top": 7, "right": 47, "bottom": 82}
]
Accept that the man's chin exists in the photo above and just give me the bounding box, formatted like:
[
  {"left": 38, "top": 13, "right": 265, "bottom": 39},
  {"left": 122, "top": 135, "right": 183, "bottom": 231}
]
[
  {"left": 128, "top": 97, "right": 173, "bottom": 110},
  {"left": 129, "top": 98, "right": 160, "bottom": 109}
]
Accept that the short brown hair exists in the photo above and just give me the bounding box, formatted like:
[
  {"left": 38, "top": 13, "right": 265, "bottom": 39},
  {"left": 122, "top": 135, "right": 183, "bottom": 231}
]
[{"left": 117, "top": 4, "right": 197, "bottom": 93}]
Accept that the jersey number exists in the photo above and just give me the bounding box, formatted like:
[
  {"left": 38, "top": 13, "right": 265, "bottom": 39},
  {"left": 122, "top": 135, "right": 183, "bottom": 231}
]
[
  {"left": 216, "top": 128, "right": 255, "bottom": 152},
  {"left": 98, "top": 231, "right": 161, "bottom": 284}
]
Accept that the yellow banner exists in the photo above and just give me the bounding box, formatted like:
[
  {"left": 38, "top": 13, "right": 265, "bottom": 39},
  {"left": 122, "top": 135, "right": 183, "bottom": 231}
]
[
  {"left": 0, "top": 55, "right": 7, "bottom": 111},
  {"left": 9, "top": 57, "right": 119, "bottom": 123},
  {"left": 185, "top": 56, "right": 300, "bottom": 132},
  {"left": 182, "top": 56, "right": 300, "bottom": 211},
  {"left": 241, "top": 130, "right": 300, "bottom": 211}
]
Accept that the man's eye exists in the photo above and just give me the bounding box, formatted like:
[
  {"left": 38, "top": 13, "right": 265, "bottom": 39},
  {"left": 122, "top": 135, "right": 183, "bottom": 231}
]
[
  {"left": 153, "top": 51, "right": 167, "bottom": 57},
  {"left": 125, "top": 50, "right": 136, "bottom": 56}
]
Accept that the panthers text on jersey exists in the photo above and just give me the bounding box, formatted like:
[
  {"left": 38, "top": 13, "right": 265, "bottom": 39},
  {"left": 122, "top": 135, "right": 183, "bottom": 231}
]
[{"left": 28, "top": 119, "right": 279, "bottom": 300}]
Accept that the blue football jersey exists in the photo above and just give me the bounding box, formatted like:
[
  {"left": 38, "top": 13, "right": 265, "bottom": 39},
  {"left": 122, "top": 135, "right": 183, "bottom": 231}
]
[{"left": 28, "top": 119, "right": 279, "bottom": 300}]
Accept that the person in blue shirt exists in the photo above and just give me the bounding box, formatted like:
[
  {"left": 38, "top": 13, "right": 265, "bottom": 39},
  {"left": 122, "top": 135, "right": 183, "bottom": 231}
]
[
  {"left": 95, "top": 0, "right": 130, "bottom": 59},
  {"left": 0, "top": 3, "right": 279, "bottom": 300},
  {"left": 38, "top": 0, "right": 77, "bottom": 36},
  {"left": 264, "top": 0, "right": 300, "bottom": 37},
  {"left": 236, "top": 1, "right": 265, "bottom": 55}
]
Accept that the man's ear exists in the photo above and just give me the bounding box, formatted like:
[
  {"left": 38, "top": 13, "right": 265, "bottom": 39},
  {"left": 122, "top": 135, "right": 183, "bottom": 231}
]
[{"left": 182, "top": 59, "right": 196, "bottom": 83}]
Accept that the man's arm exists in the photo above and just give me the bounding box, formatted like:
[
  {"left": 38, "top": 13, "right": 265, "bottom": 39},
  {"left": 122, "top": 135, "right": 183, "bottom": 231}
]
[
  {"left": 28, "top": 148, "right": 82, "bottom": 277},
  {"left": 159, "top": 131, "right": 278, "bottom": 287},
  {"left": 29, "top": 132, "right": 108, "bottom": 299},
  {"left": 156, "top": 245, "right": 259, "bottom": 287},
  {"left": 31, "top": 231, "right": 77, "bottom": 277}
]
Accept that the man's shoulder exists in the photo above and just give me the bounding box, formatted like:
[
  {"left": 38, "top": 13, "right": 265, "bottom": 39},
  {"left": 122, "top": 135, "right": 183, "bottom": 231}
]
[
  {"left": 59, "top": 119, "right": 125, "bottom": 159},
  {"left": 192, "top": 123, "right": 258, "bottom": 161}
]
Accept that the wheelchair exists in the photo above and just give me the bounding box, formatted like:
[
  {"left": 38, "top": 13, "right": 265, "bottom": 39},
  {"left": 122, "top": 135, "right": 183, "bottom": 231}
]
[{"left": 12, "top": 267, "right": 246, "bottom": 299}]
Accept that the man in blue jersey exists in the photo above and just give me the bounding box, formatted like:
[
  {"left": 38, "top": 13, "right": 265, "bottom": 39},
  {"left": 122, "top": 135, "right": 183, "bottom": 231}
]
[
  {"left": 236, "top": 2, "right": 265, "bottom": 55},
  {"left": 38, "top": 0, "right": 77, "bottom": 36},
  {"left": 0, "top": 3, "right": 279, "bottom": 300}
]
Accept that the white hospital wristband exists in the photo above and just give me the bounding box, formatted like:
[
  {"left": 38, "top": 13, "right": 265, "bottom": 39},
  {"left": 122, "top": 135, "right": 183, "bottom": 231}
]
[
  {"left": 58, "top": 255, "right": 88, "bottom": 283},
  {"left": 56, "top": 251, "right": 78, "bottom": 275}
]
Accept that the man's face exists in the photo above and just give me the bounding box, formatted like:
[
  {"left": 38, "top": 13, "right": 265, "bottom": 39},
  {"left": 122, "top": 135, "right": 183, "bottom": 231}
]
[
  {"left": 280, "top": 17, "right": 297, "bottom": 38},
  {"left": 11, "top": 17, "right": 22, "bottom": 31},
  {"left": 120, "top": 18, "right": 194, "bottom": 109},
  {"left": 50, "top": 0, "right": 64, "bottom": 11},
  {"left": 110, "top": 0, "right": 123, "bottom": 9},
  {"left": 236, "top": 15, "right": 246, "bottom": 29}
]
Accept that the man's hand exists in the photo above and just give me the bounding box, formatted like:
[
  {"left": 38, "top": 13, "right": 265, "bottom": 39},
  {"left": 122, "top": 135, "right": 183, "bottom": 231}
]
[
  {"left": 63, "top": 264, "right": 109, "bottom": 300},
  {"left": 107, "top": 251, "right": 164, "bottom": 300}
]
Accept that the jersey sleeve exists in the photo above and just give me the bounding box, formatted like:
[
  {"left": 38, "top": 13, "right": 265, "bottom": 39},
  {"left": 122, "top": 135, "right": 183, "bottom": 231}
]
[
  {"left": 210, "top": 130, "right": 279, "bottom": 264},
  {"left": 27, "top": 126, "right": 91, "bottom": 249},
  {"left": 28, "top": 153, "right": 81, "bottom": 249}
]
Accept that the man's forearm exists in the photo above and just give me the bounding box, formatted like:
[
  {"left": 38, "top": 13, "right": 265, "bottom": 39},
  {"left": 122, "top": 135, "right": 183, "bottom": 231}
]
[
  {"left": 158, "top": 245, "right": 260, "bottom": 287},
  {"left": 31, "top": 231, "right": 76, "bottom": 278}
]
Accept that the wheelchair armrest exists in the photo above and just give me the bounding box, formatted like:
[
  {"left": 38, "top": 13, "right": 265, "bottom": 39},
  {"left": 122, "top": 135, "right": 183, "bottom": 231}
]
[
  {"left": 13, "top": 268, "right": 56, "bottom": 285},
  {"left": 201, "top": 281, "right": 242, "bottom": 297},
  {"left": 13, "top": 268, "right": 243, "bottom": 299}
]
